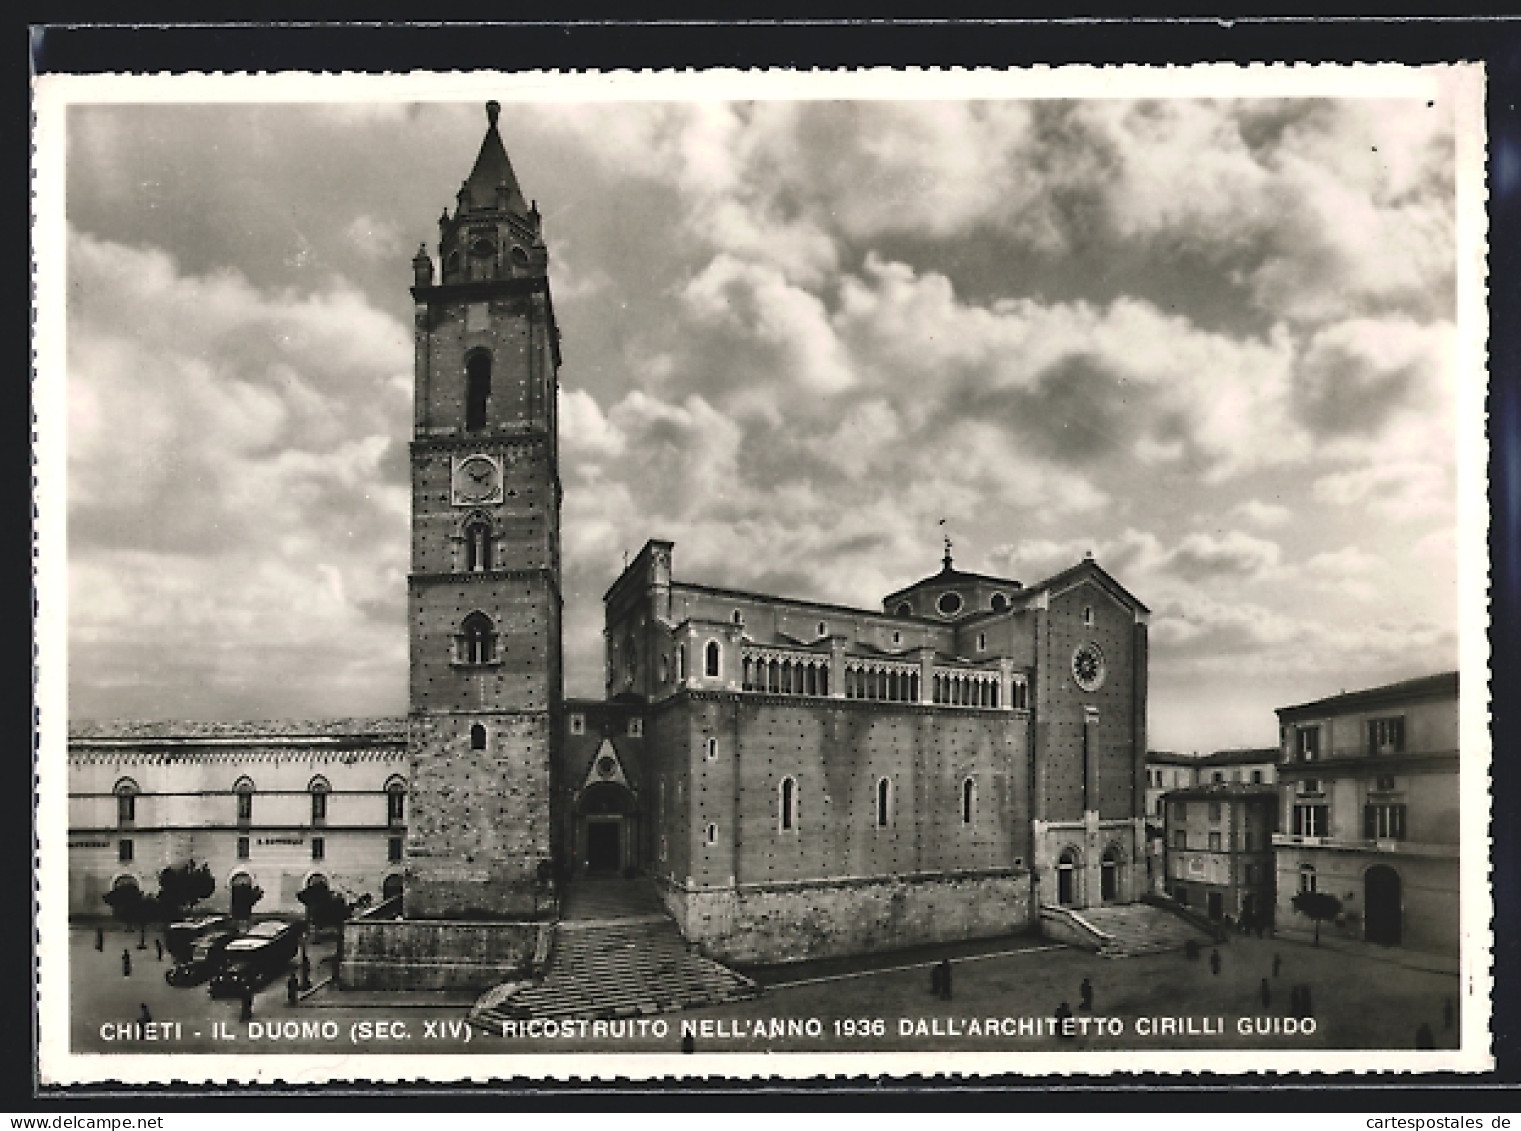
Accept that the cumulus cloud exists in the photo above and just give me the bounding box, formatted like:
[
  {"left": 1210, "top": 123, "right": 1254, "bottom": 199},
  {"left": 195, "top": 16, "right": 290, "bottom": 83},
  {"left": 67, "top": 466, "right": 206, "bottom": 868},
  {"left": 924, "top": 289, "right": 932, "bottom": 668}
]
[{"left": 67, "top": 230, "right": 411, "bottom": 719}]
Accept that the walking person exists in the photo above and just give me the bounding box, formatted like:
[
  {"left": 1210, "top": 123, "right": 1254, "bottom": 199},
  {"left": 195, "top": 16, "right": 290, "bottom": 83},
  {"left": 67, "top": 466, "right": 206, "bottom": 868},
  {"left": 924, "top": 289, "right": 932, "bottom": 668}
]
[
  {"left": 930, "top": 963, "right": 943, "bottom": 997},
  {"left": 287, "top": 972, "right": 300, "bottom": 1006},
  {"left": 1272, "top": 952, "right": 1282, "bottom": 978},
  {"left": 239, "top": 986, "right": 254, "bottom": 1022},
  {"left": 1054, "top": 1001, "right": 1075, "bottom": 1040},
  {"left": 94, "top": 927, "right": 104, "bottom": 952},
  {"left": 939, "top": 960, "right": 953, "bottom": 1002},
  {"left": 300, "top": 953, "right": 312, "bottom": 991},
  {"left": 154, "top": 938, "right": 163, "bottom": 962},
  {"left": 138, "top": 1004, "right": 151, "bottom": 1025},
  {"left": 121, "top": 949, "right": 132, "bottom": 977},
  {"left": 1209, "top": 948, "right": 1221, "bottom": 976},
  {"left": 1079, "top": 977, "right": 1093, "bottom": 1011}
]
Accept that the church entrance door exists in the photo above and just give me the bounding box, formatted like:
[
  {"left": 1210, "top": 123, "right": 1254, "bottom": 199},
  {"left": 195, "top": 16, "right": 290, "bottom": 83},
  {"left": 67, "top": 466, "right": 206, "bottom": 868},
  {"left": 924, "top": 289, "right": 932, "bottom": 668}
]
[{"left": 586, "top": 819, "right": 622, "bottom": 874}]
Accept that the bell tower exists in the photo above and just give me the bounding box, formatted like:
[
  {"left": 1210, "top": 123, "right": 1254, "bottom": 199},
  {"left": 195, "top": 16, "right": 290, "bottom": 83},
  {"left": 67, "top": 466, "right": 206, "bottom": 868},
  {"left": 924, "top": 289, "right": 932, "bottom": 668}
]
[{"left": 404, "top": 101, "right": 562, "bottom": 918}]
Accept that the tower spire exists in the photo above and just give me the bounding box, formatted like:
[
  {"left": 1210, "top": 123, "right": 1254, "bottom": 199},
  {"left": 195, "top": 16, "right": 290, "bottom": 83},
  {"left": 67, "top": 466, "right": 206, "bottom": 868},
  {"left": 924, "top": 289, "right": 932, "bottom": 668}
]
[{"left": 460, "top": 99, "right": 529, "bottom": 218}]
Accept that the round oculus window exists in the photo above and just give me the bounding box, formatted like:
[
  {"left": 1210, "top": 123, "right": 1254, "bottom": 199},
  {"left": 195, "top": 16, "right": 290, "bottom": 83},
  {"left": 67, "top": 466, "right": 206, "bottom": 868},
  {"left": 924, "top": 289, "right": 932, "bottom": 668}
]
[
  {"left": 1072, "top": 642, "right": 1106, "bottom": 692},
  {"left": 937, "top": 591, "right": 964, "bottom": 617},
  {"left": 470, "top": 237, "right": 496, "bottom": 258},
  {"left": 596, "top": 756, "right": 616, "bottom": 778}
]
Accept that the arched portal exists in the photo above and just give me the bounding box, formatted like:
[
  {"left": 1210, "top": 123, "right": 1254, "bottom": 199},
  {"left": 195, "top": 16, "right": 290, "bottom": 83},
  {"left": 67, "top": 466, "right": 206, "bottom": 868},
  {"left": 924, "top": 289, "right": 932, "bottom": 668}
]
[
  {"left": 1101, "top": 846, "right": 1121, "bottom": 902},
  {"left": 575, "top": 781, "right": 638, "bottom": 875},
  {"left": 1365, "top": 864, "right": 1403, "bottom": 946},
  {"left": 1057, "top": 848, "right": 1079, "bottom": 906}
]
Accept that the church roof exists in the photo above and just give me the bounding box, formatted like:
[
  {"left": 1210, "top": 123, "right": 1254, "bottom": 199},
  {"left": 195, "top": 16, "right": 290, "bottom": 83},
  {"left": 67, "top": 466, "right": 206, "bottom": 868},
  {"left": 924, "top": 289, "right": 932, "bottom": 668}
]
[{"left": 461, "top": 101, "right": 530, "bottom": 218}]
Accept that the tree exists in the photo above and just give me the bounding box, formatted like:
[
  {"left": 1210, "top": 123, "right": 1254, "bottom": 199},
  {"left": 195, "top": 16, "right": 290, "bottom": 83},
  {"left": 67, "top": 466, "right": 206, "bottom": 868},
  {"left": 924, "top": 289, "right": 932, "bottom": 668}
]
[
  {"left": 102, "top": 884, "right": 157, "bottom": 947},
  {"left": 296, "top": 882, "right": 365, "bottom": 935},
  {"left": 230, "top": 882, "right": 264, "bottom": 921},
  {"left": 156, "top": 860, "right": 215, "bottom": 921},
  {"left": 1291, "top": 890, "right": 1342, "bottom": 945}
]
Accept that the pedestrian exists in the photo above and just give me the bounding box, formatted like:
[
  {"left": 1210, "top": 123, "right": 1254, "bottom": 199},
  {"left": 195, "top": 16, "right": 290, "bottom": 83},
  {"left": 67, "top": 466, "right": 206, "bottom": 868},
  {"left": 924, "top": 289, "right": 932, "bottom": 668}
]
[
  {"left": 1209, "top": 948, "right": 1221, "bottom": 976},
  {"left": 1079, "top": 977, "right": 1093, "bottom": 1011},
  {"left": 1416, "top": 1023, "right": 1436, "bottom": 1049},
  {"left": 154, "top": 938, "right": 163, "bottom": 962},
  {"left": 300, "top": 953, "right": 312, "bottom": 991},
  {"left": 681, "top": 1033, "right": 696, "bottom": 1054},
  {"left": 121, "top": 949, "right": 132, "bottom": 977},
  {"left": 930, "top": 963, "right": 943, "bottom": 997},
  {"left": 240, "top": 986, "right": 253, "bottom": 1022},
  {"left": 1443, "top": 997, "right": 1454, "bottom": 1030},
  {"left": 287, "top": 972, "right": 300, "bottom": 1006},
  {"left": 138, "top": 1004, "right": 151, "bottom": 1025},
  {"left": 1054, "top": 1000, "right": 1075, "bottom": 1040},
  {"left": 1260, "top": 978, "right": 1271, "bottom": 1009},
  {"left": 939, "top": 960, "right": 953, "bottom": 1002},
  {"left": 1272, "top": 952, "right": 1282, "bottom": 978},
  {"left": 94, "top": 927, "right": 104, "bottom": 952}
]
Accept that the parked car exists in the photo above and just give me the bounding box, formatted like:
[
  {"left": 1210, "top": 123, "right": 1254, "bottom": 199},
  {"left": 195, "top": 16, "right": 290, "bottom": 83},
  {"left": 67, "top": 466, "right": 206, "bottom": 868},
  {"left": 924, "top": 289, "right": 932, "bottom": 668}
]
[{"left": 207, "top": 920, "right": 304, "bottom": 998}]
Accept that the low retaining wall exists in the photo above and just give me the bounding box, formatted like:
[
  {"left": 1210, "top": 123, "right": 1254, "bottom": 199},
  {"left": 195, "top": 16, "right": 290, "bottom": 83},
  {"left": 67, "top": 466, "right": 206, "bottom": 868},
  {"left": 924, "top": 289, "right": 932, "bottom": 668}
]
[
  {"left": 1037, "top": 905, "right": 1107, "bottom": 951},
  {"left": 666, "top": 871, "right": 1032, "bottom": 965},
  {"left": 339, "top": 918, "right": 547, "bottom": 991}
]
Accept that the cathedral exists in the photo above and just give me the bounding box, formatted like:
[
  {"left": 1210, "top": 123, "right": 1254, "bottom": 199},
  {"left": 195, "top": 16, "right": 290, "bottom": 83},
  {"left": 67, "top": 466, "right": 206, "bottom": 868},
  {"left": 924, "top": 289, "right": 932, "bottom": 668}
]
[{"left": 69, "top": 103, "right": 1150, "bottom": 974}]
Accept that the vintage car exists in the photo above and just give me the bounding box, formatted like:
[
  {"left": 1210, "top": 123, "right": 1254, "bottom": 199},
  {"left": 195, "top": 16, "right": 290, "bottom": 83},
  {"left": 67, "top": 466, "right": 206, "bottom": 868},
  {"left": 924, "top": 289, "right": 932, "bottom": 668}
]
[{"left": 164, "top": 914, "right": 233, "bottom": 964}]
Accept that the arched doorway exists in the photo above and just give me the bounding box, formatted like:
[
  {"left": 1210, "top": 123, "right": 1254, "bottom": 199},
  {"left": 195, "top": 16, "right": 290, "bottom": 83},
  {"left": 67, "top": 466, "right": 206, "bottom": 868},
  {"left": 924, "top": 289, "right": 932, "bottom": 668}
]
[
  {"left": 1365, "top": 864, "right": 1403, "bottom": 946},
  {"left": 1101, "top": 847, "right": 1121, "bottom": 902},
  {"left": 382, "top": 873, "right": 404, "bottom": 902},
  {"left": 1057, "top": 848, "right": 1079, "bottom": 906},
  {"left": 576, "top": 781, "right": 637, "bottom": 874}
]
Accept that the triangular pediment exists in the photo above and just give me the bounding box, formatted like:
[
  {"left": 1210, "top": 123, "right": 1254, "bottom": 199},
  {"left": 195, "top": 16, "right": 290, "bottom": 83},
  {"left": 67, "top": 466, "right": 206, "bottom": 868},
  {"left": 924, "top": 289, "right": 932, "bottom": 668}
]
[{"left": 581, "top": 738, "right": 631, "bottom": 791}]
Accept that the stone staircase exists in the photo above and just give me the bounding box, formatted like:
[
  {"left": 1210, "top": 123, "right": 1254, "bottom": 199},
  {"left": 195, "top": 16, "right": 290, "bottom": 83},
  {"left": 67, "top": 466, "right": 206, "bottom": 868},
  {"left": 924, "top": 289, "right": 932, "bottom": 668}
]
[
  {"left": 471, "top": 878, "right": 758, "bottom": 1026},
  {"left": 1042, "top": 901, "right": 1214, "bottom": 958}
]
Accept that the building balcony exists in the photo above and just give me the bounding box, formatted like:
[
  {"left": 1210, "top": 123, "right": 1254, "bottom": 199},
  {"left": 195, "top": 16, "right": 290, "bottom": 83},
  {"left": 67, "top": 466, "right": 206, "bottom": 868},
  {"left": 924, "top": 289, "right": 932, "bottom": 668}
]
[{"left": 1271, "top": 832, "right": 1458, "bottom": 858}]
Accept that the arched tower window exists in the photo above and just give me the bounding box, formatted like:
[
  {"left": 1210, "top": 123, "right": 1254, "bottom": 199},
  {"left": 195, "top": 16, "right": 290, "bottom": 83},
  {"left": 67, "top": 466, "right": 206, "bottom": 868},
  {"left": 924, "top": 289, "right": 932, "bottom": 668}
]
[
  {"left": 461, "top": 612, "right": 496, "bottom": 664},
  {"left": 470, "top": 723, "right": 487, "bottom": 750},
  {"left": 309, "top": 776, "right": 330, "bottom": 824},
  {"left": 465, "top": 518, "right": 492, "bottom": 571},
  {"left": 962, "top": 777, "right": 976, "bottom": 825},
  {"left": 114, "top": 778, "right": 139, "bottom": 826},
  {"left": 676, "top": 645, "right": 686, "bottom": 682},
  {"left": 705, "top": 640, "right": 721, "bottom": 678},
  {"left": 465, "top": 351, "right": 492, "bottom": 432},
  {"left": 779, "top": 776, "right": 797, "bottom": 832},
  {"left": 876, "top": 777, "right": 892, "bottom": 828}
]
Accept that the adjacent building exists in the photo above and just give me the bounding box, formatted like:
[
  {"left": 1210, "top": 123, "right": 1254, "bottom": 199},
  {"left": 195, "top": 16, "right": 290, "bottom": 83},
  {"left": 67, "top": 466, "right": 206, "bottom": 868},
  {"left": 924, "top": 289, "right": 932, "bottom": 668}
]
[
  {"left": 1163, "top": 782, "right": 1277, "bottom": 927},
  {"left": 68, "top": 719, "right": 408, "bottom": 917},
  {"left": 1271, "top": 671, "right": 1460, "bottom": 956}
]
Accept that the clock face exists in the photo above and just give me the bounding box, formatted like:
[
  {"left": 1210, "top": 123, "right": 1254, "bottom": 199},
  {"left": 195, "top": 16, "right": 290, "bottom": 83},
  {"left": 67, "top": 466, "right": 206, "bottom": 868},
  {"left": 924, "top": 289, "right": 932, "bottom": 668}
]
[
  {"left": 452, "top": 455, "right": 503, "bottom": 505},
  {"left": 1072, "top": 642, "right": 1106, "bottom": 692}
]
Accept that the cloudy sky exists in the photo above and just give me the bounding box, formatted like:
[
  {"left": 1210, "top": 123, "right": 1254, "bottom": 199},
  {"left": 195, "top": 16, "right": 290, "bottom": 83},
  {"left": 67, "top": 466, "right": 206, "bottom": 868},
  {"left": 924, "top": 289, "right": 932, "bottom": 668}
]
[{"left": 58, "top": 79, "right": 1471, "bottom": 752}]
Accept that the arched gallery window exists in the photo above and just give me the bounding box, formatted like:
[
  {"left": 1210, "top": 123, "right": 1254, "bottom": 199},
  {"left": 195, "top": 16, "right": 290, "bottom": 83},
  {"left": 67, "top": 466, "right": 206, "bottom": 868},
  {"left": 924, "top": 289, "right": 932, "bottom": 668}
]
[
  {"left": 961, "top": 777, "right": 976, "bottom": 825},
  {"left": 876, "top": 777, "right": 892, "bottom": 828}
]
